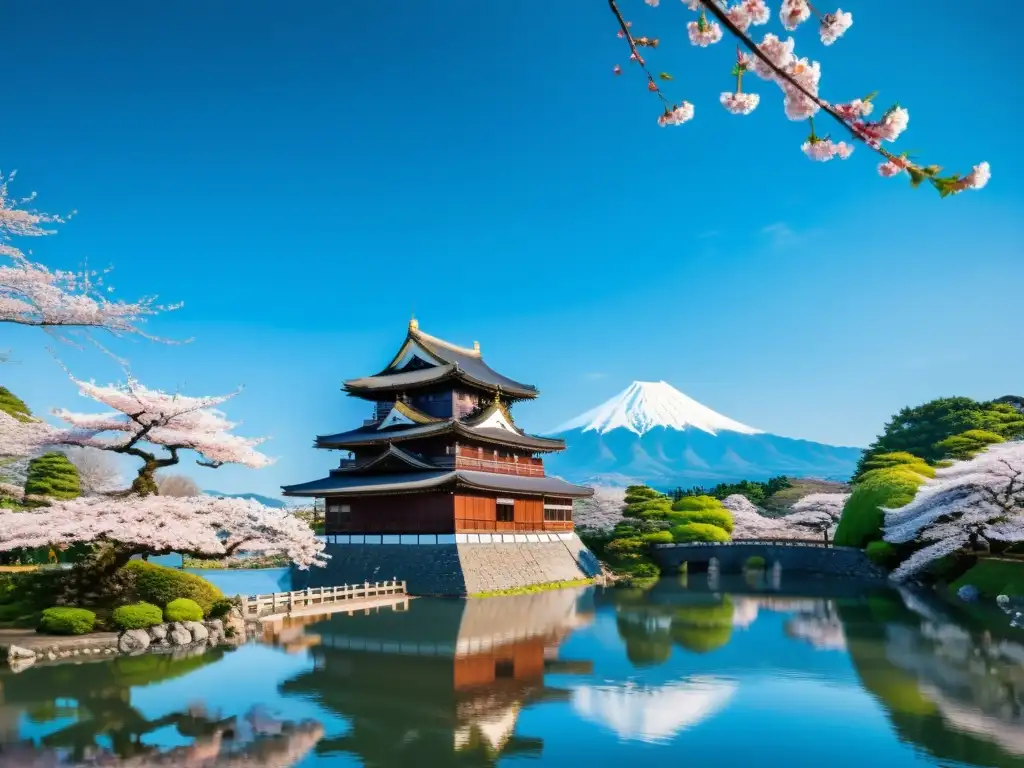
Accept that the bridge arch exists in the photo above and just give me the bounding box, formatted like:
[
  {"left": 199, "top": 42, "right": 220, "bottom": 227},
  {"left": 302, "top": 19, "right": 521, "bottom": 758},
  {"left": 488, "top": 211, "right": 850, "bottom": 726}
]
[{"left": 651, "top": 540, "right": 885, "bottom": 579}]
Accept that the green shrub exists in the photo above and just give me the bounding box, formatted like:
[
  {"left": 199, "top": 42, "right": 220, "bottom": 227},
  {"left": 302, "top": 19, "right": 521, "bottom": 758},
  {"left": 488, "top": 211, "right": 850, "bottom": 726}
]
[
  {"left": 208, "top": 598, "right": 234, "bottom": 619},
  {"left": 606, "top": 537, "right": 646, "bottom": 556},
  {"left": 865, "top": 540, "right": 899, "bottom": 568},
  {"left": 165, "top": 598, "right": 203, "bottom": 622},
  {"left": 935, "top": 429, "right": 1006, "bottom": 460},
  {"left": 38, "top": 607, "right": 96, "bottom": 635},
  {"left": 951, "top": 560, "right": 1024, "bottom": 599},
  {"left": 670, "top": 508, "right": 734, "bottom": 534},
  {"left": 23, "top": 452, "right": 81, "bottom": 506},
  {"left": 641, "top": 531, "right": 673, "bottom": 544},
  {"left": 122, "top": 561, "right": 223, "bottom": 615},
  {"left": 0, "top": 601, "right": 33, "bottom": 622},
  {"left": 624, "top": 499, "right": 673, "bottom": 518},
  {"left": 671, "top": 495, "right": 723, "bottom": 512},
  {"left": 670, "top": 523, "right": 731, "bottom": 544},
  {"left": 833, "top": 467, "right": 927, "bottom": 549},
  {"left": 112, "top": 602, "right": 164, "bottom": 630},
  {"left": 621, "top": 561, "right": 661, "bottom": 579},
  {"left": 858, "top": 452, "right": 935, "bottom": 478},
  {"left": 624, "top": 485, "right": 661, "bottom": 499},
  {"left": 744, "top": 555, "right": 767, "bottom": 570}
]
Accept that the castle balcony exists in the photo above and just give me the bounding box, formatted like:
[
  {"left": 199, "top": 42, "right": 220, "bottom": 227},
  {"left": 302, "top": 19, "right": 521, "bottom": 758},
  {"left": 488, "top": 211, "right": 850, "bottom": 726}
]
[{"left": 433, "top": 446, "right": 545, "bottom": 477}]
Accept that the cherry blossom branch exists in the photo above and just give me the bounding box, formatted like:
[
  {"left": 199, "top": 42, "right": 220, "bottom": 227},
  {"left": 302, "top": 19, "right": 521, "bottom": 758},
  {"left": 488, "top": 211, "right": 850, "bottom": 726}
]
[{"left": 608, "top": 1, "right": 990, "bottom": 196}]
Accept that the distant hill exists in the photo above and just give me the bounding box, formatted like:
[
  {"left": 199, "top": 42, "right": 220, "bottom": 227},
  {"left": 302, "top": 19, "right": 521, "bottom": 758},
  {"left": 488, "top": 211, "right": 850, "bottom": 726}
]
[
  {"left": 203, "top": 490, "right": 287, "bottom": 508},
  {"left": 760, "top": 478, "right": 851, "bottom": 518}
]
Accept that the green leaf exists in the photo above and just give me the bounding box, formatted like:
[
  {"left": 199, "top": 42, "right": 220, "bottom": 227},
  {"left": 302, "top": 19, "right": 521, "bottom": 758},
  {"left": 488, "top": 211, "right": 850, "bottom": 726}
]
[
  {"left": 659, "top": 72, "right": 673, "bottom": 81},
  {"left": 861, "top": 90, "right": 879, "bottom": 103}
]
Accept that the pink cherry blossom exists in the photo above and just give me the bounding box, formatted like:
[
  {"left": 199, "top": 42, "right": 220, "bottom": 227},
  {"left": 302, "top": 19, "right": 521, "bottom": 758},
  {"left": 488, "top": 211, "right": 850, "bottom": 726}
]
[
  {"left": 780, "top": 0, "right": 811, "bottom": 30},
  {"left": 781, "top": 57, "right": 822, "bottom": 120},
  {"left": 884, "top": 441, "right": 1024, "bottom": 581},
  {"left": 721, "top": 92, "right": 760, "bottom": 114},
  {"left": 833, "top": 98, "right": 874, "bottom": 120},
  {"left": 742, "top": 0, "right": 771, "bottom": 25},
  {"left": 854, "top": 105, "right": 910, "bottom": 143},
  {"left": 802, "top": 138, "right": 854, "bottom": 161},
  {"left": 820, "top": 9, "right": 853, "bottom": 45},
  {"left": 645, "top": 0, "right": 659, "bottom": 5},
  {"left": 688, "top": 18, "right": 724, "bottom": 46},
  {"left": 658, "top": 102, "right": 695, "bottom": 126},
  {"left": 614, "top": 64, "right": 622, "bottom": 75},
  {"left": 751, "top": 34, "right": 796, "bottom": 80},
  {"left": 0, "top": 495, "right": 328, "bottom": 569},
  {"left": 0, "top": 172, "right": 180, "bottom": 341},
  {"left": 878, "top": 160, "right": 906, "bottom": 178},
  {"left": 683, "top": 0, "right": 703, "bottom": 9},
  {"left": 949, "top": 162, "right": 992, "bottom": 193},
  {"left": 0, "top": 408, "right": 55, "bottom": 459},
  {"left": 727, "top": 4, "right": 753, "bottom": 31},
  {"left": 51, "top": 375, "right": 274, "bottom": 471}
]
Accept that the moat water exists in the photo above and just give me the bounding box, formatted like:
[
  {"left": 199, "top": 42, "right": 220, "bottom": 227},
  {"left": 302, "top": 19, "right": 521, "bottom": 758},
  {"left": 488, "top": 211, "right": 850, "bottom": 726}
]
[{"left": 2, "top": 574, "right": 1023, "bottom": 767}]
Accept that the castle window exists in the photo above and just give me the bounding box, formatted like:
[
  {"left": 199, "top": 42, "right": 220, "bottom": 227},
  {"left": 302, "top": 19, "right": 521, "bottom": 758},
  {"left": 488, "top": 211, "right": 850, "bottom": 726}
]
[
  {"left": 544, "top": 503, "right": 573, "bottom": 522},
  {"left": 326, "top": 501, "right": 352, "bottom": 531},
  {"left": 496, "top": 499, "right": 514, "bottom": 522}
]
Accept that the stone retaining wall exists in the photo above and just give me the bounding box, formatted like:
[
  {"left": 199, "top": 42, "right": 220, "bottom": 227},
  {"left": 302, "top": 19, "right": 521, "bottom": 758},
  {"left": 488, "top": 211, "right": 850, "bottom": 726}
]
[
  {"left": 652, "top": 541, "right": 887, "bottom": 580},
  {"left": 294, "top": 534, "right": 599, "bottom": 596}
]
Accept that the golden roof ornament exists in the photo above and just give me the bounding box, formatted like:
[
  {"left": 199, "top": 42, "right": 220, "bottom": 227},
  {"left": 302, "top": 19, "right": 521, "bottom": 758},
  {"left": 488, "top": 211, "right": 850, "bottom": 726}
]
[
  {"left": 409, "top": 316, "right": 419, "bottom": 331},
  {"left": 473, "top": 340, "right": 480, "bottom": 353}
]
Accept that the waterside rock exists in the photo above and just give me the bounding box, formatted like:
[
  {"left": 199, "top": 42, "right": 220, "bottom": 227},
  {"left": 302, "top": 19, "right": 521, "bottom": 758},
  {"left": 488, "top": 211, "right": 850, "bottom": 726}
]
[
  {"left": 169, "top": 625, "right": 192, "bottom": 646},
  {"left": 118, "top": 629, "right": 151, "bottom": 655},
  {"left": 5, "top": 645, "right": 36, "bottom": 662},
  {"left": 149, "top": 624, "right": 168, "bottom": 642},
  {"left": 183, "top": 621, "right": 209, "bottom": 643},
  {"left": 957, "top": 584, "right": 979, "bottom": 603}
]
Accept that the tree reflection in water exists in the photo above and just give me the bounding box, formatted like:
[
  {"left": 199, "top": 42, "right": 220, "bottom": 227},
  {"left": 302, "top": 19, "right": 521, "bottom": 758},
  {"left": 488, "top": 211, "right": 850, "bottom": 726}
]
[{"left": 0, "top": 647, "right": 323, "bottom": 767}]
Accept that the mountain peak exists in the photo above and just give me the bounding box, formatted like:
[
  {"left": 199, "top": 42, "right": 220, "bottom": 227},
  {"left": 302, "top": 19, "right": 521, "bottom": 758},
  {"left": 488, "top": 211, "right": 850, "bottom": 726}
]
[{"left": 550, "top": 380, "right": 762, "bottom": 437}]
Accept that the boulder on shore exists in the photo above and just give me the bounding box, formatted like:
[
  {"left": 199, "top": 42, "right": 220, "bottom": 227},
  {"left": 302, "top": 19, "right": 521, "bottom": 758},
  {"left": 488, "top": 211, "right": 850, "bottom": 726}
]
[
  {"left": 118, "top": 629, "right": 151, "bottom": 655},
  {"left": 169, "top": 625, "right": 192, "bottom": 646}
]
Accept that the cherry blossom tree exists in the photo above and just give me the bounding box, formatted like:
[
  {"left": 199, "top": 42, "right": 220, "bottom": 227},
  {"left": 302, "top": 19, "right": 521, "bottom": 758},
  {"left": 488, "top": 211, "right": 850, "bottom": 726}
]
[
  {"left": 0, "top": 407, "right": 54, "bottom": 460},
  {"left": 610, "top": 1, "right": 989, "bottom": 196},
  {"left": 786, "top": 492, "right": 850, "bottom": 544},
  {"left": 0, "top": 495, "right": 326, "bottom": 570},
  {"left": 48, "top": 375, "right": 273, "bottom": 495},
  {"left": 64, "top": 445, "right": 123, "bottom": 495},
  {"left": 883, "top": 442, "right": 1024, "bottom": 582},
  {"left": 0, "top": 170, "right": 180, "bottom": 343}
]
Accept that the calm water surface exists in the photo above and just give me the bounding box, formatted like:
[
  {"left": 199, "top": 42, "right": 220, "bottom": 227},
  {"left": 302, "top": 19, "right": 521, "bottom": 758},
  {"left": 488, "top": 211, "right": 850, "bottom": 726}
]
[{"left": 2, "top": 575, "right": 1023, "bottom": 767}]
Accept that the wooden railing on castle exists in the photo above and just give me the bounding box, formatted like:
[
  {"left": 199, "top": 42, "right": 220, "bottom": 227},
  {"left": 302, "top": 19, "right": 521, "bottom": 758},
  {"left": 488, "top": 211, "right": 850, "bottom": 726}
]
[{"left": 240, "top": 580, "right": 407, "bottom": 618}]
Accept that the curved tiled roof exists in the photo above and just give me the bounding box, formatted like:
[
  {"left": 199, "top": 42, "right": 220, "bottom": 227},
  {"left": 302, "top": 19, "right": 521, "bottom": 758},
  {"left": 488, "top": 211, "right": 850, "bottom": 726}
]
[
  {"left": 282, "top": 469, "right": 593, "bottom": 498},
  {"left": 344, "top": 326, "right": 538, "bottom": 399},
  {"left": 315, "top": 419, "right": 566, "bottom": 453}
]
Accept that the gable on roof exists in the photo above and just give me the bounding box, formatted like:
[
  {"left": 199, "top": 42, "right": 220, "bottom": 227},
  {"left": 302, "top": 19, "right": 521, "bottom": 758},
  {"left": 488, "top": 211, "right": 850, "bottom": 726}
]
[
  {"left": 377, "top": 400, "right": 443, "bottom": 430},
  {"left": 463, "top": 398, "right": 522, "bottom": 435}
]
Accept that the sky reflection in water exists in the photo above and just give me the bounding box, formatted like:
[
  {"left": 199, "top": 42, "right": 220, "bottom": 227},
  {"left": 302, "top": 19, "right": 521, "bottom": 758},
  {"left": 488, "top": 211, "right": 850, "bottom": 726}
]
[{"left": 2, "top": 575, "right": 1023, "bottom": 767}]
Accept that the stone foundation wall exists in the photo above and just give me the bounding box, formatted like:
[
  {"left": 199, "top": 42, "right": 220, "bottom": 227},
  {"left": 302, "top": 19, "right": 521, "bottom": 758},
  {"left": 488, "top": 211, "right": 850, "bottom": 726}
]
[
  {"left": 294, "top": 534, "right": 598, "bottom": 597},
  {"left": 652, "top": 542, "right": 886, "bottom": 580}
]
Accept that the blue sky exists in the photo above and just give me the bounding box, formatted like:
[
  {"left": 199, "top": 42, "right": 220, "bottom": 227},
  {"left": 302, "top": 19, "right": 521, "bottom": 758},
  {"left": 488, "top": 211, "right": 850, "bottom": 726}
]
[{"left": 3, "top": 1, "right": 1021, "bottom": 498}]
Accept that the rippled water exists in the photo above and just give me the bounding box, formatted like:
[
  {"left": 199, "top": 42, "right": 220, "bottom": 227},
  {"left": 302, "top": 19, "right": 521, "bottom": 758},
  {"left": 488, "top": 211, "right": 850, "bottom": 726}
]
[{"left": 2, "top": 575, "right": 1023, "bottom": 767}]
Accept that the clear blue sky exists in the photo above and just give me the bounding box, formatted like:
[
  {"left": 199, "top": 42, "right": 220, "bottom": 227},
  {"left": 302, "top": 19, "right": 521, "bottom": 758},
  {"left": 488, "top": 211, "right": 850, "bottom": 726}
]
[{"left": 3, "top": 1, "right": 1021, "bottom": 498}]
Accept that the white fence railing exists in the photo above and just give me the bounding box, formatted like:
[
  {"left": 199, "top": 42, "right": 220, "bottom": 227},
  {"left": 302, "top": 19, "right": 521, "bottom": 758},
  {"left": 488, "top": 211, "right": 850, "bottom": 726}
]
[{"left": 240, "top": 580, "right": 407, "bottom": 618}]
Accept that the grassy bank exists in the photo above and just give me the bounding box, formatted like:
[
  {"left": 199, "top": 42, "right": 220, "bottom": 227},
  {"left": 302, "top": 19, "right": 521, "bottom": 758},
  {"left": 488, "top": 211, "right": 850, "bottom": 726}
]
[
  {"left": 470, "top": 579, "right": 594, "bottom": 598},
  {"left": 950, "top": 558, "right": 1024, "bottom": 599},
  {"left": 181, "top": 555, "right": 290, "bottom": 570}
]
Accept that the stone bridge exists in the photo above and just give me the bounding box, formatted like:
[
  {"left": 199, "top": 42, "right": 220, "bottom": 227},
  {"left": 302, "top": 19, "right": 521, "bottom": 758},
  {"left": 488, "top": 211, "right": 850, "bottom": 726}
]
[{"left": 651, "top": 539, "right": 886, "bottom": 580}]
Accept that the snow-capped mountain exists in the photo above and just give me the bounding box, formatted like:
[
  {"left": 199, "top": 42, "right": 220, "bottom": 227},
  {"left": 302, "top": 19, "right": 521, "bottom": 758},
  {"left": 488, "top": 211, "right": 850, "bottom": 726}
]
[{"left": 544, "top": 381, "right": 861, "bottom": 487}]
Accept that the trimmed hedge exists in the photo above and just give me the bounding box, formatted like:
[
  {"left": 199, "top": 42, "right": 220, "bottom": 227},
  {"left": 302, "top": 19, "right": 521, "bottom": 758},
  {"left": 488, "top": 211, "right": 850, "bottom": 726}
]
[
  {"left": 641, "top": 530, "right": 673, "bottom": 544},
  {"left": 209, "top": 598, "right": 234, "bottom": 619},
  {"left": 112, "top": 602, "right": 164, "bottom": 630},
  {"left": 38, "top": 607, "right": 95, "bottom": 635},
  {"left": 165, "top": 597, "right": 203, "bottom": 622},
  {"left": 122, "top": 561, "right": 223, "bottom": 615},
  {"left": 671, "top": 495, "right": 723, "bottom": 512},
  {"left": 865, "top": 540, "right": 898, "bottom": 568},
  {"left": 744, "top": 555, "right": 767, "bottom": 570},
  {"left": 670, "top": 508, "right": 734, "bottom": 534},
  {"left": 670, "top": 522, "right": 731, "bottom": 544},
  {"left": 624, "top": 499, "right": 673, "bottom": 518},
  {"left": 833, "top": 466, "right": 927, "bottom": 549},
  {"left": 23, "top": 452, "right": 81, "bottom": 505}
]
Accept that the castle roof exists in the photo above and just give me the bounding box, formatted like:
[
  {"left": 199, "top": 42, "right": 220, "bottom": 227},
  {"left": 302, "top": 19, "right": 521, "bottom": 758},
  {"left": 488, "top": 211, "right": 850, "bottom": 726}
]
[
  {"left": 343, "top": 321, "right": 538, "bottom": 400},
  {"left": 281, "top": 468, "right": 593, "bottom": 498},
  {"left": 315, "top": 417, "right": 566, "bottom": 453}
]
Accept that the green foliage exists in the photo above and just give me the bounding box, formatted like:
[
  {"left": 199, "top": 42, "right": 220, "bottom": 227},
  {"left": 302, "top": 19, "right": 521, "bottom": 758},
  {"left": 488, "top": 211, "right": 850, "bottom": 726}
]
[
  {"left": 111, "top": 648, "right": 224, "bottom": 688},
  {"left": 859, "top": 451, "right": 935, "bottom": 477},
  {"left": 112, "top": 601, "right": 164, "bottom": 630},
  {"left": 472, "top": 579, "right": 594, "bottom": 598},
  {"left": 673, "top": 476, "right": 792, "bottom": 505},
  {"left": 671, "top": 598, "right": 734, "bottom": 653},
  {"left": 38, "top": 606, "right": 96, "bottom": 635},
  {"left": 670, "top": 522, "right": 731, "bottom": 544},
  {"left": 23, "top": 452, "right": 81, "bottom": 504},
  {"left": 208, "top": 598, "right": 234, "bottom": 619},
  {"left": 855, "top": 396, "right": 1024, "bottom": 479},
  {"left": 934, "top": 429, "right": 1006, "bottom": 460},
  {"left": 624, "top": 498, "right": 673, "bottom": 518},
  {"left": 865, "top": 540, "right": 899, "bottom": 568},
  {"left": 122, "top": 561, "right": 223, "bottom": 615},
  {"left": 605, "top": 537, "right": 645, "bottom": 555},
  {"left": 0, "top": 386, "right": 33, "bottom": 422},
  {"left": 671, "top": 495, "right": 723, "bottom": 512},
  {"left": 951, "top": 560, "right": 1024, "bottom": 599},
  {"left": 0, "top": 601, "right": 33, "bottom": 622},
  {"left": 833, "top": 467, "right": 928, "bottom": 549},
  {"left": 620, "top": 561, "right": 660, "bottom": 579},
  {"left": 670, "top": 508, "right": 734, "bottom": 534},
  {"left": 165, "top": 597, "right": 203, "bottom": 622},
  {"left": 625, "top": 485, "right": 661, "bottom": 499},
  {"left": 641, "top": 530, "right": 673, "bottom": 544},
  {"left": 744, "top": 555, "right": 767, "bottom": 570}
]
